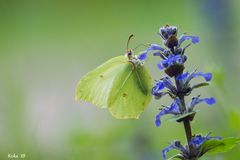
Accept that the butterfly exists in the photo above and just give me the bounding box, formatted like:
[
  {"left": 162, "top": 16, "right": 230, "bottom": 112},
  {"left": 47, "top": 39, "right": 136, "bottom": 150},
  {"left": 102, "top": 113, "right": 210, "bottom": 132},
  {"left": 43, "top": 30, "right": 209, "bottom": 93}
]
[{"left": 75, "top": 35, "right": 152, "bottom": 119}]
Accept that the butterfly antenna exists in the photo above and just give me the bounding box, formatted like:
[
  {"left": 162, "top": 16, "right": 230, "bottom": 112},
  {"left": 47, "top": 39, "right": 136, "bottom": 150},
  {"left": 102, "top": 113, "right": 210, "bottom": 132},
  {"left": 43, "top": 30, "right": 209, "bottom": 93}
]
[{"left": 127, "top": 34, "right": 134, "bottom": 52}]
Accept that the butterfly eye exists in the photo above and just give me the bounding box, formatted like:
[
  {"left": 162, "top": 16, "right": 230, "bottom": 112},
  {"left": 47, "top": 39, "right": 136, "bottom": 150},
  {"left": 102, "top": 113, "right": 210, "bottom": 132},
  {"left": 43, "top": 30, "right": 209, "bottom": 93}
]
[{"left": 127, "top": 51, "right": 132, "bottom": 56}]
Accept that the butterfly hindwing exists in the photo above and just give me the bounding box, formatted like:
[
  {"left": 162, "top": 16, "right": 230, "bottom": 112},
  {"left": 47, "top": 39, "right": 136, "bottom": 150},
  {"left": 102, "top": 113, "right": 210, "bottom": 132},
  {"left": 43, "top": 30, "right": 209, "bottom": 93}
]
[{"left": 108, "top": 61, "right": 152, "bottom": 119}]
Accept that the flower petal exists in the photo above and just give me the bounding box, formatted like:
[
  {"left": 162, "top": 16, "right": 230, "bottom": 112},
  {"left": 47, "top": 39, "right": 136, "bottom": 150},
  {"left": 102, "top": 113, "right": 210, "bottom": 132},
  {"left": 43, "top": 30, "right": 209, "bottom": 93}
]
[
  {"left": 189, "top": 96, "right": 216, "bottom": 109},
  {"left": 176, "top": 72, "right": 189, "bottom": 80},
  {"left": 157, "top": 54, "right": 186, "bottom": 70},
  {"left": 190, "top": 134, "right": 222, "bottom": 147},
  {"left": 193, "top": 72, "right": 212, "bottom": 81},
  {"left": 171, "top": 141, "right": 189, "bottom": 156},
  {"left": 154, "top": 92, "right": 169, "bottom": 100},
  {"left": 159, "top": 25, "right": 177, "bottom": 40},
  {"left": 149, "top": 44, "right": 165, "bottom": 52},
  {"left": 138, "top": 44, "right": 166, "bottom": 61},
  {"left": 170, "top": 99, "right": 182, "bottom": 113},
  {"left": 157, "top": 61, "right": 164, "bottom": 70},
  {"left": 137, "top": 52, "right": 148, "bottom": 61},
  {"left": 155, "top": 99, "right": 181, "bottom": 127},
  {"left": 179, "top": 35, "right": 199, "bottom": 46},
  {"left": 153, "top": 52, "right": 161, "bottom": 56},
  {"left": 162, "top": 77, "right": 177, "bottom": 93},
  {"left": 162, "top": 145, "right": 174, "bottom": 160},
  {"left": 190, "top": 135, "right": 206, "bottom": 146},
  {"left": 152, "top": 81, "right": 165, "bottom": 97},
  {"left": 153, "top": 81, "right": 165, "bottom": 91},
  {"left": 204, "top": 97, "right": 216, "bottom": 105},
  {"left": 155, "top": 112, "right": 164, "bottom": 127},
  {"left": 155, "top": 116, "right": 161, "bottom": 127},
  {"left": 185, "top": 72, "right": 212, "bottom": 85}
]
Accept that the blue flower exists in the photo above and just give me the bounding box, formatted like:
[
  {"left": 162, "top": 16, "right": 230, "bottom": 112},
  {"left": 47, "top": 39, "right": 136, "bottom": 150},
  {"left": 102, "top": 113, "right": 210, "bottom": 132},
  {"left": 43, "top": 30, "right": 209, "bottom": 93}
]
[
  {"left": 138, "top": 44, "right": 166, "bottom": 61},
  {"left": 190, "top": 135, "right": 208, "bottom": 146},
  {"left": 178, "top": 34, "right": 199, "bottom": 46},
  {"left": 138, "top": 25, "right": 199, "bottom": 63},
  {"left": 157, "top": 54, "right": 187, "bottom": 70},
  {"left": 151, "top": 77, "right": 177, "bottom": 99},
  {"left": 162, "top": 145, "right": 174, "bottom": 160},
  {"left": 162, "top": 141, "right": 188, "bottom": 160},
  {"left": 190, "top": 135, "right": 207, "bottom": 146},
  {"left": 189, "top": 96, "right": 216, "bottom": 111},
  {"left": 190, "top": 134, "right": 222, "bottom": 148},
  {"left": 147, "top": 25, "right": 219, "bottom": 160},
  {"left": 162, "top": 135, "right": 221, "bottom": 160},
  {"left": 173, "top": 71, "right": 213, "bottom": 96},
  {"left": 151, "top": 81, "right": 165, "bottom": 97},
  {"left": 137, "top": 52, "right": 148, "bottom": 61},
  {"left": 159, "top": 25, "right": 177, "bottom": 40},
  {"left": 148, "top": 44, "right": 166, "bottom": 52},
  {"left": 177, "top": 71, "right": 212, "bottom": 82},
  {"left": 176, "top": 71, "right": 212, "bottom": 92},
  {"left": 155, "top": 98, "right": 181, "bottom": 127}
]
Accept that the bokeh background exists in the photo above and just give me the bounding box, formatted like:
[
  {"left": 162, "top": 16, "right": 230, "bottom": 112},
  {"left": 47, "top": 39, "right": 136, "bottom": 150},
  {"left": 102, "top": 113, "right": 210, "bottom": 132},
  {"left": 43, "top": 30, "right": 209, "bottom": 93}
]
[{"left": 0, "top": 0, "right": 240, "bottom": 159}]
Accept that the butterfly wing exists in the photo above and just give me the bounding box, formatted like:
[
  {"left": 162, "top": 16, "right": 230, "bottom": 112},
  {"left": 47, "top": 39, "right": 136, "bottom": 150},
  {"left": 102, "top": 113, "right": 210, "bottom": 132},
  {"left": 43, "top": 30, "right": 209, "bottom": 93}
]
[
  {"left": 76, "top": 55, "right": 152, "bottom": 119},
  {"left": 75, "top": 56, "right": 126, "bottom": 108},
  {"left": 108, "top": 61, "right": 152, "bottom": 119}
]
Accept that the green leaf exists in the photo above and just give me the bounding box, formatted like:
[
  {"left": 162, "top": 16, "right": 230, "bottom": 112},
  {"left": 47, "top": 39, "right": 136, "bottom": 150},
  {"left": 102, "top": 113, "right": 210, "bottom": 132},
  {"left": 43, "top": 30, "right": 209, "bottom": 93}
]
[
  {"left": 168, "top": 154, "right": 185, "bottom": 160},
  {"left": 191, "top": 82, "right": 209, "bottom": 90},
  {"left": 166, "top": 111, "right": 196, "bottom": 122},
  {"left": 75, "top": 56, "right": 152, "bottom": 119},
  {"left": 200, "top": 137, "right": 240, "bottom": 156}
]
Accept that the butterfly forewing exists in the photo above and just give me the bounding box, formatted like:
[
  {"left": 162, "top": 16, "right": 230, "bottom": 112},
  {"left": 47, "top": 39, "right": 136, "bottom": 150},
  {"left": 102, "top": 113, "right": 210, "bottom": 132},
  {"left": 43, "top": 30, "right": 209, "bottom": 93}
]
[{"left": 75, "top": 56, "right": 126, "bottom": 108}]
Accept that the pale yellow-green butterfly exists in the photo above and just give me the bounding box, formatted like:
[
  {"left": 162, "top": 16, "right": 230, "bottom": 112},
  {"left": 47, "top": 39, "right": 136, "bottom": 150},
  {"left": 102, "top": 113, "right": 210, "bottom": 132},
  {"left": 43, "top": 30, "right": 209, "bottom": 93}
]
[{"left": 75, "top": 35, "right": 152, "bottom": 119}]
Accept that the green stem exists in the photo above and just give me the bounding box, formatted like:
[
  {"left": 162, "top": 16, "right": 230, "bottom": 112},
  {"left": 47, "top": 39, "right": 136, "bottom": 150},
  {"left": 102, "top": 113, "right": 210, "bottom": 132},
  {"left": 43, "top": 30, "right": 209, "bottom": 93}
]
[
  {"left": 175, "top": 77, "right": 194, "bottom": 158},
  {"left": 179, "top": 96, "right": 194, "bottom": 158}
]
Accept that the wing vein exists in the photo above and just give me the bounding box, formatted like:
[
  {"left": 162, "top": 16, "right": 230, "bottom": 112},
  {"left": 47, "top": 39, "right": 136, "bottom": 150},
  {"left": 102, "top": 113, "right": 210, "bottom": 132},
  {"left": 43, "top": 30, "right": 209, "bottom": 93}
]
[
  {"left": 109, "top": 66, "right": 133, "bottom": 104},
  {"left": 135, "top": 68, "right": 148, "bottom": 94}
]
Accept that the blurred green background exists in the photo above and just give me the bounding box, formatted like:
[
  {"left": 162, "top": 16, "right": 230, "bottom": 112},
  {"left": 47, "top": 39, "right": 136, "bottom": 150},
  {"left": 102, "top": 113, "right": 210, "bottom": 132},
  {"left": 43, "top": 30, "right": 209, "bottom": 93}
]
[{"left": 0, "top": 0, "right": 240, "bottom": 159}]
